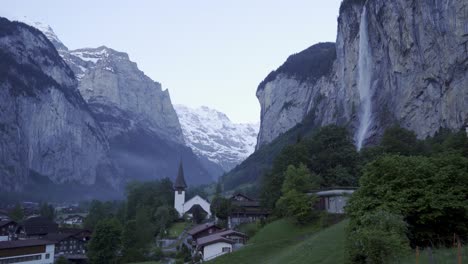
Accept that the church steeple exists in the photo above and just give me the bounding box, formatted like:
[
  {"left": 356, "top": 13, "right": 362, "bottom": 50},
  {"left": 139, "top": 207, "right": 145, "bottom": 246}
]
[{"left": 174, "top": 160, "right": 187, "bottom": 190}]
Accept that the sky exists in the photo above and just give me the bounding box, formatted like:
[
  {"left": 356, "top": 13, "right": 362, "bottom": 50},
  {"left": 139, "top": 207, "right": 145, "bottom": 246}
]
[{"left": 1, "top": 0, "right": 342, "bottom": 123}]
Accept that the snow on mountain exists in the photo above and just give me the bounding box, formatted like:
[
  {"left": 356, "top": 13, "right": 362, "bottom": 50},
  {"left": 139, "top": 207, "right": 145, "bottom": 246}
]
[{"left": 174, "top": 105, "right": 259, "bottom": 171}]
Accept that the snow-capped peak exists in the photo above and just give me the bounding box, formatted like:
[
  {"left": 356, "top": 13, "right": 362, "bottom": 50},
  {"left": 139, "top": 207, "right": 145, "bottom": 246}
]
[
  {"left": 13, "top": 16, "right": 68, "bottom": 51},
  {"left": 174, "top": 105, "right": 259, "bottom": 171}
]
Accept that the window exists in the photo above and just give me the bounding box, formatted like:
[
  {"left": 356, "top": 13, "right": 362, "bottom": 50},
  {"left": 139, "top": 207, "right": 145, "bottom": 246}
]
[
  {"left": 0, "top": 254, "right": 41, "bottom": 264},
  {"left": 222, "top": 247, "right": 231, "bottom": 253},
  {"left": 46, "top": 253, "right": 50, "bottom": 259}
]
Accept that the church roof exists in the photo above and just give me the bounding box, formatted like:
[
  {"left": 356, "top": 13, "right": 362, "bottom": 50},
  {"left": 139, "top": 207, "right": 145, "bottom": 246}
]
[{"left": 174, "top": 160, "right": 187, "bottom": 189}]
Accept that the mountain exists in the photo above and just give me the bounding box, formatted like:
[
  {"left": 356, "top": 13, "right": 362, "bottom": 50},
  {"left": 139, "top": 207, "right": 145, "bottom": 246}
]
[
  {"left": 36, "top": 22, "right": 215, "bottom": 186},
  {"left": 174, "top": 105, "right": 259, "bottom": 171},
  {"left": 0, "top": 17, "right": 215, "bottom": 199},
  {"left": 0, "top": 18, "right": 119, "bottom": 195},
  {"left": 223, "top": 0, "right": 468, "bottom": 190},
  {"left": 256, "top": 0, "right": 467, "bottom": 150}
]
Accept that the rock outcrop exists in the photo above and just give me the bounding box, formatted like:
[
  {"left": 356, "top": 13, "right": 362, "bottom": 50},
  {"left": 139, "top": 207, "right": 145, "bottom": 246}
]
[
  {"left": 256, "top": 0, "right": 468, "bottom": 149},
  {"left": 27, "top": 22, "right": 214, "bottom": 185},
  {"left": 0, "top": 18, "right": 117, "bottom": 191}
]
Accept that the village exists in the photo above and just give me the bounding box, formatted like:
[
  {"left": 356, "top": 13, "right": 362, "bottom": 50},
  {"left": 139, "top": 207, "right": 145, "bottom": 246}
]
[{"left": 0, "top": 162, "right": 354, "bottom": 264}]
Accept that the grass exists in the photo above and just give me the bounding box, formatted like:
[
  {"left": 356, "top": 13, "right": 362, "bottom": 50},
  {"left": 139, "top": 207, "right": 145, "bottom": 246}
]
[
  {"left": 399, "top": 246, "right": 468, "bottom": 264},
  {"left": 209, "top": 218, "right": 348, "bottom": 264},
  {"left": 167, "top": 222, "right": 189, "bottom": 238}
]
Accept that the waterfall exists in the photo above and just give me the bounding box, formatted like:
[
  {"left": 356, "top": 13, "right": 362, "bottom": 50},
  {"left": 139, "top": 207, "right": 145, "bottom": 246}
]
[{"left": 355, "top": 6, "right": 372, "bottom": 150}]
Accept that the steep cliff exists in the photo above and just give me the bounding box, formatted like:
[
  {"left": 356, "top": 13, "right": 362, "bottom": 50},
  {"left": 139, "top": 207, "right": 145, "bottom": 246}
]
[
  {"left": 28, "top": 23, "right": 214, "bottom": 185},
  {"left": 256, "top": 0, "right": 468, "bottom": 149},
  {"left": 0, "top": 18, "right": 118, "bottom": 192}
]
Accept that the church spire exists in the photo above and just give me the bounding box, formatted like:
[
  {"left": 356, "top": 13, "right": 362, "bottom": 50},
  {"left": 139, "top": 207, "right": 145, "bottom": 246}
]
[{"left": 174, "top": 160, "right": 187, "bottom": 190}]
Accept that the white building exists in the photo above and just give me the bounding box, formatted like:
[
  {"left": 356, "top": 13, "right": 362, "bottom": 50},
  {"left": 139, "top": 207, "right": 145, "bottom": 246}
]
[
  {"left": 195, "top": 230, "right": 247, "bottom": 261},
  {"left": 173, "top": 161, "right": 211, "bottom": 217},
  {"left": 315, "top": 189, "right": 356, "bottom": 214},
  {"left": 0, "top": 240, "right": 55, "bottom": 264}
]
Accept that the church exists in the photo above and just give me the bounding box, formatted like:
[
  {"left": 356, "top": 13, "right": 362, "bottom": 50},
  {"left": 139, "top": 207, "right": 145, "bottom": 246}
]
[{"left": 173, "top": 161, "right": 211, "bottom": 218}]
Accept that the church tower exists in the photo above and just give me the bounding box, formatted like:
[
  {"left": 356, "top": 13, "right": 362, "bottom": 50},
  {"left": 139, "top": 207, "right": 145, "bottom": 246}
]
[{"left": 174, "top": 160, "right": 187, "bottom": 216}]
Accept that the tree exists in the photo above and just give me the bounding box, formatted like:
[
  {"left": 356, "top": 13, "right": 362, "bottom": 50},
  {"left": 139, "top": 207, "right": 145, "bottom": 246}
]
[
  {"left": 347, "top": 154, "right": 468, "bottom": 246},
  {"left": 87, "top": 218, "right": 122, "bottom": 264},
  {"left": 9, "top": 203, "right": 24, "bottom": 222},
  {"left": 307, "top": 125, "right": 360, "bottom": 187},
  {"left": 121, "top": 220, "right": 145, "bottom": 262},
  {"left": 347, "top": 211, "right": 410, "bottom": 264},
  {"left": 191, "top": 205, "right": 208, "bottom": 224},
  {"left": 211, "top": 197, "right": 231, "bottom": 220},
  {"left": 39, "top": 202, "right": 55, "bottom": 221},
  {"left": 380, "top": 125, "right": 420, "bottom": 155},
  {"left": 260, "top": 143, "right": 309, "bottom": 210},
  {"left": 275, "top": 164, "right": 319, "bottom": 224}
]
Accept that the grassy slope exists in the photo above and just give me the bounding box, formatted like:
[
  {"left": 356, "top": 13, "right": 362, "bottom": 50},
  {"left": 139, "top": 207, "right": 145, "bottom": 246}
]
[
  {"left": 399, "top": 246, "right": 468, "bottom": 264},
  {"left": 210, "top": 219, "right": 347, "bottom": 264},
  {"left": 167, "top": 222, "right": 188, "bottom": 238}
]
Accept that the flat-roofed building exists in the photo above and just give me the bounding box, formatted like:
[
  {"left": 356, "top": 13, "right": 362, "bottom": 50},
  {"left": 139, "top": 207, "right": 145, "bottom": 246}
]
[{"left": 0, "top": 239, "right": 54, "bottom": 264}]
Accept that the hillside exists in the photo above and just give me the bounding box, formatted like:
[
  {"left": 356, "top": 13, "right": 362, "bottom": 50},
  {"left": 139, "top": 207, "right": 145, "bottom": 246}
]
[{"left": 210, "top": 219, "right": 347, "bottom": 264}]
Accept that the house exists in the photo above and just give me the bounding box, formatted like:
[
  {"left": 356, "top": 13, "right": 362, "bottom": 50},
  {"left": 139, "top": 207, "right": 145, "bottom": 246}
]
[
  {"left": 62, "top": 215, "right": 85, "bottom": 226},
  {"left": 314, "top": 188, "right": 356, "bottom": 214},
  {"left": 195, "top": 230, "right": 247, "bottom": 261},
  {"left": 16, "top": 217, "right": 58, "bottom": 239},
  {"left": 0, "top": 239, "right": 55, "bottom": 264},
  {"left": 187, "top": 223, "right": 223, "bottom": 241},
  {"left": 228, "top": 193, "right": 270, "bottom": 228},
  {"left": 0, "top": 220, "right": 18, "bottom": 241},
  {"left": 42, "top": 233, "right": 86, "bottom": 259},
  {"left": 0, "top": 210, "right": 10, "bottom": 221},
  {"left": 173, "top": 161, "right": 211, "bottom": 218},
  {"left": 58, "top": 228, "right": 92, "bottom": 242}
]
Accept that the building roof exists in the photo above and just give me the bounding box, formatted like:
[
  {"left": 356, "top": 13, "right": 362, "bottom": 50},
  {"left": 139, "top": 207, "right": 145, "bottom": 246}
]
[
  {"left": 59, "top": 228, "right": 91, "bottom": 235},
  {"left": 0, "top": 239, "right": 52, "bottom": 249},
  {"left": 196, "top": 229, "right": 247, "bottom": 247},
  {"left": 314, "top": 189, "right": 355, "bottom": 197},
  {"left": 196, "top": 234, "right": 235, "bottom": 247},
  {"left": 0, "top": 220, "right": 16, "bottom": 227},
  {"left": 230, "top": 193, "right": 254, "bottom": 202},
  {"left": 174, "top": 160, "right": 187, "bottom": 190},
  {"left": 213, "top": 229, "right": 248, "bottom": 238},
  {"left": 187, "top": 223, "right": 221, "bottom": 236},
  {"left": 42, "top": 233, "right": 79, "bottom": 243},
  {"left": 20, "top": 216, "right": 58, "bottom": 236}
]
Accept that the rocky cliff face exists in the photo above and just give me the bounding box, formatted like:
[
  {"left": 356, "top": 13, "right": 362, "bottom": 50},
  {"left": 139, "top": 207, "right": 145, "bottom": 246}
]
[
  {"left": 256, "top": 0, "right": 468, "bottom": 149},
  {"left": 0, "top": 18, "right": 117, "bottom": 191},
  {"left": 175, "top": 105, "right": 259, "bottom": 171},
  {"left": 25, "top": 21, "right": 214, "bottom": 185}
]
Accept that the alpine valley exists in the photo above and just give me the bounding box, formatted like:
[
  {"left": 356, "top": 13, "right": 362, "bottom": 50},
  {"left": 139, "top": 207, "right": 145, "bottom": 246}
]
[{"left": 0, "top": 18, "right": 256, "bottom": 200}]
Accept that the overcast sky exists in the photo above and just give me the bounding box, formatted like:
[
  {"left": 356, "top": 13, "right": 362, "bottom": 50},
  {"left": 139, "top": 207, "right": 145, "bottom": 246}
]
[{"left": 1, "top": 0, "right": 342, "bottom": 123}]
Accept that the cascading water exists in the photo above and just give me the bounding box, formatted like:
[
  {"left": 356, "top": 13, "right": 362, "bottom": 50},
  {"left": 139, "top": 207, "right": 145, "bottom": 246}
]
[{"left": 355, "top": 6, "right": 372, "bottom": 150}]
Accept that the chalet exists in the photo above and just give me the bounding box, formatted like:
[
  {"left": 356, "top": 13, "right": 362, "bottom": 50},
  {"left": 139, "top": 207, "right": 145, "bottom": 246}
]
[
  {"left": 0, "top": 239, "right": 55, "bottom": 264},
  {"left": 228, "top": 193, "right": 269, "bottom": 228},
  {"left": 314, "top": 188, "right": 356, "bottom": 214},
  {"left": 195, "top": 230, "right": 247, "bottom": 261},
  {"left": 62, "top": 215, "right": 85, "bottom": 226},
  {"left": 16, "top": 217, "right": 58, "bottom": 239},
  {"left": 187, "top": 223, "right": 223, "bottom": 241},
  {"left": 0, "top": 220, "right": 17, "bottom": 241},
  {"left": 0, "top": 210, "right": 10, "bottom": 221},
  {"left": 42, "top": 233, "right": 86, "bottom": 258},
  {"left": 58, "top": 228, "right": 92, "bottom": 242}
]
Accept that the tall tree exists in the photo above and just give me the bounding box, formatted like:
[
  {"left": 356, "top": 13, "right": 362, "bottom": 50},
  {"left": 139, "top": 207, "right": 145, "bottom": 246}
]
[
  {"left": 9, "top": 203, "right": 24, "bottom": 222},
  {"left": 87, "top": 218, "right": 122, "bottom": 264},
  {"left": 39, "top": 202, "right": 55, "bottom": 220}
]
